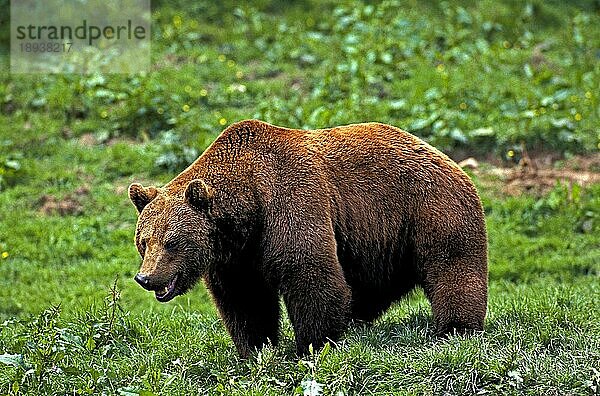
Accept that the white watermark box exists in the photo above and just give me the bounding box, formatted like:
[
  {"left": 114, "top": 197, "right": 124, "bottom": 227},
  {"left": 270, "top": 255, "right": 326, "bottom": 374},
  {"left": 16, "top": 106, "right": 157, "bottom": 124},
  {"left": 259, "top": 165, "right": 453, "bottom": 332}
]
[{"left": 10, "top": 0, "right": 151, "bottom": 74}]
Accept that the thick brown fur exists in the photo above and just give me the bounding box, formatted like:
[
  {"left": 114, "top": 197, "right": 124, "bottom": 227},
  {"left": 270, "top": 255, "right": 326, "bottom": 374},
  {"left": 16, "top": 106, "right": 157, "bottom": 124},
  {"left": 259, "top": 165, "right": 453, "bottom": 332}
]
[{"left": 129, "top": 120, "right": 488, "bottom": 358}]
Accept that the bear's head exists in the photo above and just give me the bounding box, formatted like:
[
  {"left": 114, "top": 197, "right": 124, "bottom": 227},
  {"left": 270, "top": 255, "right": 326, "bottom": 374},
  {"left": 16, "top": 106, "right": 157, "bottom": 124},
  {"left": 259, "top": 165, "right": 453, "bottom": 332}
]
[{"left": 128, "top": 180, "right": 217, "bottom": 302}]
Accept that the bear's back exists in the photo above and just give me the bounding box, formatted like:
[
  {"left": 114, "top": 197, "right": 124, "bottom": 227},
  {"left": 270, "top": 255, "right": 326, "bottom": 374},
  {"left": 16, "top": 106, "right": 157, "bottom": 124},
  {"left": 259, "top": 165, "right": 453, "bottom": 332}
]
[{"left": 168, "top": 119, "right": 479, "bottom": 220}]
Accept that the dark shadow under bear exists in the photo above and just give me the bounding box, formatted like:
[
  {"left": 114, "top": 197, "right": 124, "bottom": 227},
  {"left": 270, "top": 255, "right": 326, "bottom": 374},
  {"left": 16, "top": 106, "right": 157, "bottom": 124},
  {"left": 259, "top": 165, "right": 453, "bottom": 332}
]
[{"left": 129, "top": 120, "right": 488, "bottom": 358}]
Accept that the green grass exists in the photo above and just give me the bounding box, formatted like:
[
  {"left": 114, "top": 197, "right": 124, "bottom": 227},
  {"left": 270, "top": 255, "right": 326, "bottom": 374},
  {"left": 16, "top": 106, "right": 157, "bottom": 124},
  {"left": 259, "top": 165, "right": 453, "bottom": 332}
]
[{"left": 1, "top": 0, "right": 599, "bottom": 394}]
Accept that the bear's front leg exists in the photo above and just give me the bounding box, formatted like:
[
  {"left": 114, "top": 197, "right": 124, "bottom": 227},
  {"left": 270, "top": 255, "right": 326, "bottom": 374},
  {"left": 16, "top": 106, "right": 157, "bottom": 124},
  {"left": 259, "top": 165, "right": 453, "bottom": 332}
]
[
  {"left": 206, "top": 269, "right": 280, "bottom": 359},
  {"left": 279, "top": 252, "right": 351, "bottom": 355},
  {"left": 266, "top": 201, "right": 352, "bottom": 355}
]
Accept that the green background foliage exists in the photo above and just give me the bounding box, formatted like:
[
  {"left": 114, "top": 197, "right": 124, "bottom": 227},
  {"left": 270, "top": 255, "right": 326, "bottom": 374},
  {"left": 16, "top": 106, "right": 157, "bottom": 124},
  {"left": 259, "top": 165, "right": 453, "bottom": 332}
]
[{"left": 0, "top": 0, "right": 599, "bottom": 394}]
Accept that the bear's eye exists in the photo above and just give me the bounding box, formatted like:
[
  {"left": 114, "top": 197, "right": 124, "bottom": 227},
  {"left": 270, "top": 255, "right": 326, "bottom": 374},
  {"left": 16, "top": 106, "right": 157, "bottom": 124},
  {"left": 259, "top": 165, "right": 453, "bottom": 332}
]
[
  {"left": 164, "top": 239, "right": 179, "bottom": 252},
  {"left": 139, "top": 240, "right": 147, "bottom": 257}
]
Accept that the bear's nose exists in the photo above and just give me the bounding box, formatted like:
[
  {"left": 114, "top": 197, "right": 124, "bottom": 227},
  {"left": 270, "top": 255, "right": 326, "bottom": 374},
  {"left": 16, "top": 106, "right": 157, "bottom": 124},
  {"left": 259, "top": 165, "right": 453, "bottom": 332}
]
[{"left": 134, "top": 273, "right": 151, "bottom": 290}]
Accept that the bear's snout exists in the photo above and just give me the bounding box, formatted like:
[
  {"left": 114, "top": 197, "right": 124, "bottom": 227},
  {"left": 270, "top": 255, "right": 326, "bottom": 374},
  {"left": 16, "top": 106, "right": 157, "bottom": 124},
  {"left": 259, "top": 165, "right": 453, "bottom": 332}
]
[
  {"left": 134, "top": 272, "right": 181, "bottom": 302},
  {"left": 134, "top": 273, "right": 152, "bottom": 290}
]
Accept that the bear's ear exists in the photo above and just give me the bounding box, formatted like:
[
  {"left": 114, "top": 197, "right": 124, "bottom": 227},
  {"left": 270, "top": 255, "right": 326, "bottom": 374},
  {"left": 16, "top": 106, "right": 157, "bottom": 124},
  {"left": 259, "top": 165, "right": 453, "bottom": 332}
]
[
  {"left": 128, "top": 183, "right": 158, "bottom": 213},
  {"left": 185, "top": 179, "right": 213, "bottom": 212}
]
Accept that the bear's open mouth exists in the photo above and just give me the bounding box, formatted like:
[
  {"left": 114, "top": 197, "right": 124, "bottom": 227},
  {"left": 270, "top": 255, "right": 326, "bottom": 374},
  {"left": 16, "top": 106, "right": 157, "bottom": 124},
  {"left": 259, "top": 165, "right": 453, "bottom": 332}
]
[{"left": 155, "top": 274, "right": 179, "bottom": 302}]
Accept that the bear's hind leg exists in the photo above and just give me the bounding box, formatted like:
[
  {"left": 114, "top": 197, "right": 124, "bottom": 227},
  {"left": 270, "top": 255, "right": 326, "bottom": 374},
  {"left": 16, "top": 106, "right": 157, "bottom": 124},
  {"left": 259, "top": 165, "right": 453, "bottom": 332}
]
[{"left": 423, "top": 257, "right": 487, "bottom": 336}]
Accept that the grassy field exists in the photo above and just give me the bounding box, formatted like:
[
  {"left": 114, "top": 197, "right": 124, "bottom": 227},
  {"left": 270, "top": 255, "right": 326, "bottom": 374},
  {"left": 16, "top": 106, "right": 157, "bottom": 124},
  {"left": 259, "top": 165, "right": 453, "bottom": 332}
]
[{"left": 1, "top": 0, "right": 599, "bottom": 395}]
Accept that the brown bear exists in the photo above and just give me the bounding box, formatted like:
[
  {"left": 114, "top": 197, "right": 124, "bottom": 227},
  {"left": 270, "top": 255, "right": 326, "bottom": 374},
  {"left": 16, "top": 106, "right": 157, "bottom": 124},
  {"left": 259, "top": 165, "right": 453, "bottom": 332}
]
[{"left": 129, "top": 119, "right": 487, "bottom": 358}]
